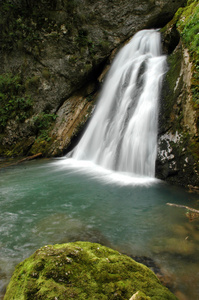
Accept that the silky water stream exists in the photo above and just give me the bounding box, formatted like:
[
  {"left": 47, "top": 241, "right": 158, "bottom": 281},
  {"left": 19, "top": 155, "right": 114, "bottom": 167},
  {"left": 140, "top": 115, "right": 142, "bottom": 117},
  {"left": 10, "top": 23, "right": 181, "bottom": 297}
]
[
  {"left": 70, "top": 30, "right": 166, "bottom": 177},
  {"left": 0, "top": 30, "right": 199, "bottom": 299}
]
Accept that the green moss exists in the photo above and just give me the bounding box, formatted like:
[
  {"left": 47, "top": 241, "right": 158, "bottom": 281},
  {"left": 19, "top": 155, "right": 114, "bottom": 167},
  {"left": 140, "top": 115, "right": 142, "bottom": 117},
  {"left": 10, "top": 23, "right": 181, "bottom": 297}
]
[
  {"left": 0, "top": 110, "right": 57, "bottom": 157},
  {"left": 98, "top": 40, "right": 110, "bottom": 53},
  {"left": 0, "top": 138, "right": 34, "bottom": 158},
  {"left": 176, "top": 1, "right": 199, "bottom": 109},
  {"left": 27, "top": 112, "right": 57, "bottom": 156},
  {"left": 173, "top": 0, "right": 199, "bottom": 162},
  {"left": 159, "top": 46, "right": 184, "bottom": 133},
  {"left": 25, "top": 76, "right": 40, "bottom": 90},
  {"left": 4, "top": 242, "right": 178, "bottom": 300},
  {"left": 167, "top": 50, "right": 182, "bottom": 94},
  {"left": 190, "top": 138, "right": 199, "bottom": 162},
  {"left": 30, "top": 138, "right": 54, "bottom": 157},
  {"left": 0, "top": 73, "right": 33, "bottom": 133},
  {"left": 0, "top": 1, "right": 59, "bottom": 51},
  {"left": 160, "top": 1, "right": 199, "bottom": 169},
  {"left": 41, "top": 68, "right": 51, "bottom": 80},
  {"left": 32, "top": 112, "right": 57, "bottom": 138}
]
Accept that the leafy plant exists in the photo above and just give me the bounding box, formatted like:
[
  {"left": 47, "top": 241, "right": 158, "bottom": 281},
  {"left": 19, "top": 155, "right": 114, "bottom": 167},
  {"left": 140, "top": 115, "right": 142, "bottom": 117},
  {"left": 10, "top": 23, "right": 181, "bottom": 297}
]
[
  {"left": 176, "top": 1, "right": 199, "bottom": 106},
  {"left": 33, "top": 112, "right": 57, "bottom": 141},
  {"left": 0, "top": 74, "right": 32, "bottom": 132},
  {"left": 0, "top": 0, "right": 55, "bottom": 51}
]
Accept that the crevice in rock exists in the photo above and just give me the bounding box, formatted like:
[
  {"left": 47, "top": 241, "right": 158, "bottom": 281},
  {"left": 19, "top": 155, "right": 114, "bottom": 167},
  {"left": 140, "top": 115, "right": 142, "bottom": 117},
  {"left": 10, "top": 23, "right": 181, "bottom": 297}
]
[
  {"left": 161, "top": 25, "right": 181, "bottom": 55},
  {"left": 55, "top": 56, "right": 109, "bottom": 113},
  {"left": 62, "top": 117, "right": 91, "bottom": 156}
]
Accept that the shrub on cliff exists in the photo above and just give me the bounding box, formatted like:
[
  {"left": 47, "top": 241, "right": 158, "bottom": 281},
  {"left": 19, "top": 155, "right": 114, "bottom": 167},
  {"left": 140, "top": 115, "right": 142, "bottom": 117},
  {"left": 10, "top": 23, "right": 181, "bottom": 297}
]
[
  {"left": 0, "top": 74, "right": 32, "bottom": 133},
  {"left": 176, "top": 0, "right": 199, "bottom": 109}
]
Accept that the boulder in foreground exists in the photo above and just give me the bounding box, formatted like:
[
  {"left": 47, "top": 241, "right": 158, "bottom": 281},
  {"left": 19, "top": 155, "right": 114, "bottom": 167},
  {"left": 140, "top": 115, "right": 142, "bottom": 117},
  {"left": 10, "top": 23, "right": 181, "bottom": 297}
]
[{"left": 4, "top": 242, "right": 177, "bottom": 300}]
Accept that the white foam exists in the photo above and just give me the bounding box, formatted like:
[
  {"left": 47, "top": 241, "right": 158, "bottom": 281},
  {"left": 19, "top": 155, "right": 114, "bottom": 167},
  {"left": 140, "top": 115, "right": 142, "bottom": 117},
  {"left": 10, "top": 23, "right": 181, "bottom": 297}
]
[{"left": 52, "top": 158, "right": 160, "bottom": 186}]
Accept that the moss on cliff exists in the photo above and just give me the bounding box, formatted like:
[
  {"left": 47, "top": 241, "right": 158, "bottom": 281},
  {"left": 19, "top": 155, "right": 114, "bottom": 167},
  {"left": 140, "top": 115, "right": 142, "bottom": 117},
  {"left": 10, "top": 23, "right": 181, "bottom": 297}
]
[
  {"left": 176, "top": 0, "right": 199, "bottom": 111},
  {"left": 0, "top": 1, "right": 57, "bottom": 52},
  {"left": 0, "top": 0, "right": 188, "bottom": 159},
  {"left": 4, "top": 242, "right": 177, "bottom": 300},
  {"left": 157, "top": 0, "right": 199, "bottom": 186},
  {"left": 175, "top": 0, "right": 199, "bottom": 167},
  {"left": 159, "top": 45, "right": 184, "bottom": 134},
  {"left": 0, "top": 73, "right": 32, "bottom": 133},
  {"left": 0, "top": 138, "right": 34, "bottom": 158}
]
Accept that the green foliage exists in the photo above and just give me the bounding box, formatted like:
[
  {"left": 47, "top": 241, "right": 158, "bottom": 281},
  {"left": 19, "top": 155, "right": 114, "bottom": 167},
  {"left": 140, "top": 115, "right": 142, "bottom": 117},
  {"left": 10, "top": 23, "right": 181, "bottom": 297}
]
[
  {"left": 0, "top": 74, "right": 32, "bottom": 133},
  {"left": 0, "top": 0, "right": 89, "bottom": 53},
  {"left": 28, "top": 112, "right": 57, "bottom": 156},
  {"left": 176, "top": 1, "right": 199, "bottom": 108},
  {"left": 98, "top": 40, "right": 110, "bottom": 53},
  {"left": 0, "top": 138, "right": 34, "bottom": 158},
  {"left": 0, "top": 10, "right": 39, "bottom": 51},
  {"left": 0, "top": 1, "right": 57, "bottom": 51},
  {"left": 33, "top": 112, "right": 57, "bottom": 141},
  {"left": 177, "top": 1, "right": 199, "bottom": 58}
]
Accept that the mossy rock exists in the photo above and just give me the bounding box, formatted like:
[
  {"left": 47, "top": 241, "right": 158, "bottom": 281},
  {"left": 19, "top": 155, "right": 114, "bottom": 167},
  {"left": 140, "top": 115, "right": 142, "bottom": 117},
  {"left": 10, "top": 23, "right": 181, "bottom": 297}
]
[
  {"left": 4, "top": 242, "right": 177, "bottom": 300},
  {"left": 0, "top": 137, "right": 35, "bottom": 157}
]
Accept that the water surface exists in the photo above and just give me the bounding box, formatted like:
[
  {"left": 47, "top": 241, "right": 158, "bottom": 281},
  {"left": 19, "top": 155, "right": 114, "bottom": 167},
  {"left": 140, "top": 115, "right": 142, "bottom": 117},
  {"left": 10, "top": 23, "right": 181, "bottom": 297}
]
[{"left": 0, "top": 159, "right": 199, "bottom": 299}]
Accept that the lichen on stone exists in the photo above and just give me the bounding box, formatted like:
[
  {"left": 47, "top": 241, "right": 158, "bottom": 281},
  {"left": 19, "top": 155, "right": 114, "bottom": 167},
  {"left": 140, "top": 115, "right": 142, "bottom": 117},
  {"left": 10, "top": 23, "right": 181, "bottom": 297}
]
[{"left": 4, "top": 242, "right": 178, "bottom": 300}]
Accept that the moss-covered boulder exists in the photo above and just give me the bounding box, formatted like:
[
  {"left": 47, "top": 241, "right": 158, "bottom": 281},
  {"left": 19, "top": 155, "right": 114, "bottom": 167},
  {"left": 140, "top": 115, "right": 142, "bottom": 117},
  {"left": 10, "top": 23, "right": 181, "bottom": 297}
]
[{"left": 4, "top": 242, "right": 177, "bottom": 300}]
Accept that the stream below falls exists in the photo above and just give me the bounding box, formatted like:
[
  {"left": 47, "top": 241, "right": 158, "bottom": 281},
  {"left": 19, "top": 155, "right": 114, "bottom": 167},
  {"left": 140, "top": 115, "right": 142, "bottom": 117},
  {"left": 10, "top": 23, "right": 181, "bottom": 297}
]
[{"left": 0, "top": 158, "right": 199, "bottom": 299}]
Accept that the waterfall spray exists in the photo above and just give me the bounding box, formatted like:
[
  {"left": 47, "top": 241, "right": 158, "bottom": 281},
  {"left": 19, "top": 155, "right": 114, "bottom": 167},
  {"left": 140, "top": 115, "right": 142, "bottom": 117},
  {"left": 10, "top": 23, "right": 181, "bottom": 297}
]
[{"left": 69, "top": 30, "right": 167, "bottom": 178}]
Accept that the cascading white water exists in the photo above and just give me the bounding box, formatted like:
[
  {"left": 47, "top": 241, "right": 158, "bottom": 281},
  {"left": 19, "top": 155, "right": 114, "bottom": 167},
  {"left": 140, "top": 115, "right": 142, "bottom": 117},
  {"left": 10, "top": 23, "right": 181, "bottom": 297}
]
[{"left": 69, "top": 29, "right": 167, "bottom": 177}]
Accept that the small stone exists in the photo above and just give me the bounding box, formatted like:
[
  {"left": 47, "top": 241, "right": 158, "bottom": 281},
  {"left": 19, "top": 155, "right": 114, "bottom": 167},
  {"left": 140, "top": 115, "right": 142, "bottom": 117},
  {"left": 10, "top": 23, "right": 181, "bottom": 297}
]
[{"left": 129, "top": 291, "right": 149, "bottom": 299}]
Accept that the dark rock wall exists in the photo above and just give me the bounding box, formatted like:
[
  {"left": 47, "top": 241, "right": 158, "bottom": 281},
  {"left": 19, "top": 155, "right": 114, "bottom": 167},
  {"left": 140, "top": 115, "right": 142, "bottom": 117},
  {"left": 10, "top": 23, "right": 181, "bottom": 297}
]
[
  {"left": 2, "top": 0, "right": 198, "bottom": 188},
  {"left": 156, "top": 9, "right": 199, "bottom": 188},
  {"left": 0, "top": 0, "right": 186, "bottom": 157}
]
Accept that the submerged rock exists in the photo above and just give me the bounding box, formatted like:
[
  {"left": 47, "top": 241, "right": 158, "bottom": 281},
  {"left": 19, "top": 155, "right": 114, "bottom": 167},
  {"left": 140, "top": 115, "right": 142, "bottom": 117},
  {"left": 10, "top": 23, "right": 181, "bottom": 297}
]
[
  {"left": 152, "top": 237, "right": 195, "bottom": 256},
  {"left": 32, "top": 213, "right": 113, "bottom": 247},
  {"left": 4, "top": 242, "right": 178, "bottom": 300}
]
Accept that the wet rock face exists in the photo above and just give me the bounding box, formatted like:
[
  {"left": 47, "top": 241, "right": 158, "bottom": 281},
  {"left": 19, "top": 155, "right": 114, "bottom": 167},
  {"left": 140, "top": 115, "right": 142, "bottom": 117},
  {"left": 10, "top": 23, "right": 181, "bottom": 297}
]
[
  {"left": 0, "top": 0, "right": 186, "bottom": 157},
  {"left": 4, "top": 242, "right": 178, "bottom": 300},
  {"left": 156, "top": 131, "right": 199, "bottom": 187},
  {"left": 156, "top": 14, "right": 199, "bottom": 188}
]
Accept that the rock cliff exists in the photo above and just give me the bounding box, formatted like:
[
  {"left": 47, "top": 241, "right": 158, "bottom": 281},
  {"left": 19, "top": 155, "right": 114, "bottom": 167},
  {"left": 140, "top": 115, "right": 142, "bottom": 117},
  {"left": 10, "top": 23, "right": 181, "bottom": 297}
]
[
  {"left": 1, "top": 0, "right": 198, "bottom": 188},
  {"left": 0, "top": 0, "right": 186, "bottom": 157},
  {"left": 156, "top": 0, "right": 199, "bottom": 188}
]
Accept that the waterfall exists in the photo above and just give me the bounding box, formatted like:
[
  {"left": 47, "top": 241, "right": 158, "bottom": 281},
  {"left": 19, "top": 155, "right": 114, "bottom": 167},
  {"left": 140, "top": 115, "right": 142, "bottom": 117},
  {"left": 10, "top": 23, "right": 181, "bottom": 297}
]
[{"left": 69, "top": 29, "right": 167, "bottom": 178}]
